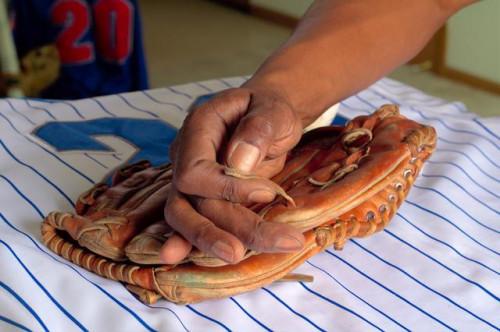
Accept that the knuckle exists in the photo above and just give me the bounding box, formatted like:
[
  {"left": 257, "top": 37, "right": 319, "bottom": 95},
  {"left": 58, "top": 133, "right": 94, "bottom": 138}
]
[
  {"left": 240, "top": 228, "right": 259, "bottom": 249},
  {"left": 164, "top": 197, "right": 178, "bottom": 222},
  {"left": 243, "top": 219, "right": 265, "bottom": 249},
  {"left": 191, "top": 221, "right": 215, "bottom": 250},
  {"left": 243, "top": 115, "right": 274, "bottom": 138},
  {"left": 220, "top": 177, "right": 239, "bottom": 202},
  {"left": 164, "top": 190, "right": 185, "bottom": 222},
  {"left": 215, "top": 88, "right": 248, "bottom": 104},
  {"left": 200, "top": 89, "right": 250, "bottom": 120},
  {"left": 263, "top": 99, "right": 299, "bottom": 132},
  {"left": 192, "top": 197, "right": 208, "bottom": 212},
  {"left": 227, "top": 207, "right": 261, "bottom": 247},
  {"left": 173, "top": 169, "right": 193, "bottom": 194}
]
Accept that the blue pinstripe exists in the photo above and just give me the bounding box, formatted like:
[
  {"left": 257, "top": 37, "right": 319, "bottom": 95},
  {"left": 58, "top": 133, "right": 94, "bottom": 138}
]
[
  {"left": 384, "top": 230, "right": 499, "bottom": 300},
  {"left": 326, "top": 250, "right": 455, "bottom": 331},
  {"left": 0, "top": 79, "right": 497, "bottom": 330},
  {"left": 217, "top": 78, "right": 235, "bottom": 88},
  {"left": 397, "top": 213, "right": 499, "bottom": 276},
  {"left": 412, "top": 184, "right": 499, "bottom": 233},
  {"left": 187, "top": 305, "right": 231, "bottom": 331},
  {"left": 425, "top": 160, "right": 499, "bottom": 198},
  {"left": 341, "top": 99, "right": 499, "bottom": 219},
  {"left": 419, "top": 173, "right": 499, "bottom": 214},
  {"left": 305, "top": 260, "right": 410, "bottom": 331},
  {"left": 25, "top": 98, "right": 59, "bottom": 103},
  {"left": 0, "top": 107, "right": 94, "bottom": 184},
  {"left": 340, "top": 101, "right": 372, "bottom": 113},
  {"left": 0, "top": 240, "right": 87, "bottom": 331},
  {"left": 349, "top": 91, "right": 498, "bottom": 154},
  {"left": 0, "top": 175, "right": 45, "bottom": 217},
  {"left": 194, "top": 82, "right": 213, "bottom": 92},
  {"left": 0, "top": 140, "right": 75, "bottom": 207},
  {"left": 0, "top": 315, "right": 32, "bottom": 332},
  {"left": 59, "top": 101, "right": 88, "bottom": 119},
  {"left": 23, "top": 99, "right": 56, "bottom": 120},
  {"left": 405, "top": 201, "right": 499, "bottom": 257},
  {"left": 329, "top": 99, "right": 500, "bottom": 282},
  {"left": 438, "top": 137, "right": 499, "bottom": 168},
  {"left": 0, "top": 214, "right": 159, "bottom": 332},
  {"left": 299, "top": 282, "right": 383, "bottom": 331},
  {"left": 352, "top": 240, "right": 498, "bottom": 329},
  {"left": 141, "top": 91, "right": 183, "bottom": 111},
  {"left": 229, "top": 297, "right": 272, "bottom": 332},
  {"left": 434, "top": 148, "right": 500, "bottom": 182},
  {"left": 169, "top": 80, "right": 318, "bottom": 332},
  {"left": 2, "top": 93, "right": 195, "bottom": 332},
  {"left": 3, "top": 99, "right": 36, "bottom": 125},
  {"left": 376, "top": 81, "right": 467, "bottom": 112},
  {"left": 0, "top": 281, "right": 48, "bottom": 331},
  {"left": 340, "top": 98, "right": 500, "bottom": 210},
  {"left": 473, "top": 118, "right": 499, "bottom": 140},
  {"left": 369, "top": 84, "right": 480, "bottom": 121},
  {"left": 145, "top": 304, "right": 189, "bottom": 332},
  {"left": 365, "top": 91, "right": 500, "bottom": 149},
  {"left": 116, "top": 94, "right": 160, "bottom": 118},
  {"left": 165, "top": 86, "right": 193, "bottom": 99},
  {"left": 84, "top": 152, "right": 109, "bottom": 169},
  {"left": 26, "top": 99, "right": 85, "bottom": 119},
  {"left": 91, "top": 98, "right": 118, "bottom": 117},
  {"left": 261, "top": 287, "right": 326, "bottom": 332}
]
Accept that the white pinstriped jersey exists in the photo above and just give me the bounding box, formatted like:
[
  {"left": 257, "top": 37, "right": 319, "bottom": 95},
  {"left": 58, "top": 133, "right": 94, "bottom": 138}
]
[{"left": 0, "top": 77, "right": 498, "bottom": 332}]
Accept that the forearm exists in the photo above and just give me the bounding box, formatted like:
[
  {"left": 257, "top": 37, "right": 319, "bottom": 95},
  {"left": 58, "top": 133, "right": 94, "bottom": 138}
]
[{"left": 244, "top": 0, "right": 475, "bottom": 126}]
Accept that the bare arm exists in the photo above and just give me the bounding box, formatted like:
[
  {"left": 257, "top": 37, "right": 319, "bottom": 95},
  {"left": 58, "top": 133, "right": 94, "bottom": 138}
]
[
  {"left": 161, "top": 0, "right": 476, "bottom": 264},
  {"left": 246, "top": 0, "right": 477, "bottom": 125}
]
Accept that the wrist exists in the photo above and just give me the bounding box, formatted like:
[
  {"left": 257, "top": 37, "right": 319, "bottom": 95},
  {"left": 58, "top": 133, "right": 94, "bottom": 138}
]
[{"left": 243, "top": 67, "right": 337, "bottom": 128}]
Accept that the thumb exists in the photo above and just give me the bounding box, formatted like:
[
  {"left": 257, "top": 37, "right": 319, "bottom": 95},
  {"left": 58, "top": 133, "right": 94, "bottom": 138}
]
[{"left": 225, "top": 102, "right": 302, "bottom": 173}]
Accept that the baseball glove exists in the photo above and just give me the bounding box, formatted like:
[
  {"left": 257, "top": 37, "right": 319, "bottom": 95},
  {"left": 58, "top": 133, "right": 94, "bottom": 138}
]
[{"left": 41, "top": 104, "right": 436, "bottom": 304}]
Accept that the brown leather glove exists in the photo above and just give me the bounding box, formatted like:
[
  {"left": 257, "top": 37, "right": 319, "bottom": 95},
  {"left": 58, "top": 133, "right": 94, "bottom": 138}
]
[{"left": 41, "top": 104, "right": 436, "bottom": 304}]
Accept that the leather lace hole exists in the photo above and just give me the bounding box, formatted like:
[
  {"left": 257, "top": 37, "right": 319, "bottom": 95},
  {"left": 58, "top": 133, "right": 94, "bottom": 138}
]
[
  {"left": 388, "top": 194, "right": 396, "bottom": 202},
  {"left": 379, "top": 204, "right": 387, "bottom": 213},
  {"left": 366, "top": 211, "right": 375, "bottom": 221},
  {"left": 410, "top": 157, "right": 418, "bottom": 164},
  {"left": 403, "top": 169, "right": 412, "bottom": 178},
  {"left": 395, "top": 182, "right": 403, "bottom": 191}
]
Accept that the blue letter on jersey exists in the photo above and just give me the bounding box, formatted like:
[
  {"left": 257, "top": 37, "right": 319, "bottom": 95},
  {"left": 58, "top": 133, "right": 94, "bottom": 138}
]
[{"left": 33, "top": 118, "right": 177, "bottom": 166}]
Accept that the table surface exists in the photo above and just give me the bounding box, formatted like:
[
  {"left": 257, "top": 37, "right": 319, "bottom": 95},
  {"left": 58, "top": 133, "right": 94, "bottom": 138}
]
[{"left": 0, "top": 76, "right": 498, "bottom": 332}]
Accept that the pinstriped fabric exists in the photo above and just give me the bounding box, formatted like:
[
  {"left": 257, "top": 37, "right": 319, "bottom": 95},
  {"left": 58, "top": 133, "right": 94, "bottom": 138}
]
[{"left": 0, "top": 76, "right": 498, "bottom": 331}]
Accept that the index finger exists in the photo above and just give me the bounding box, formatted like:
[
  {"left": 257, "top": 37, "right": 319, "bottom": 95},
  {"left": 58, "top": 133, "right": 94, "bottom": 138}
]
[
  {"left": 176, "top": 89, "right": 249, "bottom": 163},
  {"left": 172, "top": 89, "right": 279, "bottom": 203}
]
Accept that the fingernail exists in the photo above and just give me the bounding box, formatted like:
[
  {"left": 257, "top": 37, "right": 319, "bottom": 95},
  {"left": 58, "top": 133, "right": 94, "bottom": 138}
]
[
  {"left": 248, "top": 189, "right": 275, "bottom": 202},
  {"left": 274, "top": 235, "right": 304, "bottom": 251},
  {"left": 228, "top": 142, "right": 260, "bottom": 173},
  {"left": 211, "top": 241, "right": 235, "bottom": 262}
]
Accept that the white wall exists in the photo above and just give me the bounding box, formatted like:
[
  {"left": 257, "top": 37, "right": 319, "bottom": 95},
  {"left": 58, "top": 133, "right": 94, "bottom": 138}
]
[
  {"left": 446, "top": 0, "right": 500, "bottom": 84},
  {"left": 250, "top": 0, "right": 313, "bottom": 18}
]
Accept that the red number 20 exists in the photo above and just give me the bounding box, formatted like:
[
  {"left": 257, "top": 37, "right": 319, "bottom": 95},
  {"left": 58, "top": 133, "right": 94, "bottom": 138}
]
[
  {"left": 94, "top": 0, "right": 133, "bottom": 64},
  {"left": 51, "top": 0, "right": 94, "bottom": 64},
  {"left": 51, "top": 0, "right": 133, "bottom": 65}
]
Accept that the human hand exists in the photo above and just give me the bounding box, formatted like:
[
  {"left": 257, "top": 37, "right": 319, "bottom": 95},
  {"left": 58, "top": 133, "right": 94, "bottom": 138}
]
[{"left": 161, "top": 87, "right": 307, "bottom": 264}]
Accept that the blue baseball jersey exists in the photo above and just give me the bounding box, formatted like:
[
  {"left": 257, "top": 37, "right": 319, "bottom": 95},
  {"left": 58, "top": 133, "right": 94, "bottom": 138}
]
[{"left": 11, "top": 0, "right": 148, "bottom": 99}]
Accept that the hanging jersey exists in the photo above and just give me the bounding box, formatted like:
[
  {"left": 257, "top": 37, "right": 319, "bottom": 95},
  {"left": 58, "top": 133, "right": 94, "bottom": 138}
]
[{"left": 11, "top": 0, "right": 148, "bottom": 99}]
